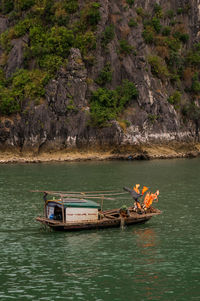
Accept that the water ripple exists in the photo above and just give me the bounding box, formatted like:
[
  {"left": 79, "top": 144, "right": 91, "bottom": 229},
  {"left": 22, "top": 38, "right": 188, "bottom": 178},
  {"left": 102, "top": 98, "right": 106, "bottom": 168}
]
[{"left": 0, "top": 159, "right": 200, "bottom": 300}]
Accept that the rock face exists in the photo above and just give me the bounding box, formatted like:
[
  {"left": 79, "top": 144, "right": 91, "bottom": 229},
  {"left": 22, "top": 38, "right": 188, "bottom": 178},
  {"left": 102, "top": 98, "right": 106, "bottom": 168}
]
[
  {"left": 0, "top": 0, "right": 200, "bottom": 154},
  {"left": 0, "top": 16, "right": 8, "bottom": 34},
  {"left": 5, "top": 36, "right": 28, "bottom": 78}
]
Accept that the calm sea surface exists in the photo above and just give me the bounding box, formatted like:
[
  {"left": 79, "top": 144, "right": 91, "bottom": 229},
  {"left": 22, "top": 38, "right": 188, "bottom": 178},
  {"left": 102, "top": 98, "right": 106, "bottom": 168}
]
[{"left": 0, "top": 158, "right": 199, "bottom": 301}]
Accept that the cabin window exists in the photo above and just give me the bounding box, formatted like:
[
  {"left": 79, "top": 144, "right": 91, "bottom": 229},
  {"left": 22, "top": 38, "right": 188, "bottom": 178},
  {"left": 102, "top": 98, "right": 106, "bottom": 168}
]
[
  {"left": 47, "top": 205, "right": 63, "bottom": 220},
  {"left": 54, "top": 206, "right": 62, "bottom": 221}
]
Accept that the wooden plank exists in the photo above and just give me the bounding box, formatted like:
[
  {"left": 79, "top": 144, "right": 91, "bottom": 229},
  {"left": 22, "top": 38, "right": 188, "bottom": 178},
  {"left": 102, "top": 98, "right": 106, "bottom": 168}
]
[
  {"left": 104, "top": 214, "right": 118, "bottom": 219},
  {"left": 103, "top": 208, "right": 119, "bottom": 214}
]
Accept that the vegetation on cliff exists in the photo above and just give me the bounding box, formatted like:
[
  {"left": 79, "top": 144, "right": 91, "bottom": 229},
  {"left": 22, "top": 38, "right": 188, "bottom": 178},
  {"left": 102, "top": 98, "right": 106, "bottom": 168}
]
[
  {"left": 139, "top": 3, "right": 200, "bottom": 124},
  {"left": 90, "top": 80, "right": 138, "bottom": 126},
  {"left": 0, "top": 0, "right": 101, "bottom": 114},
  {"left": 0, "top": 0, "right": 200, "bottom": 151}
]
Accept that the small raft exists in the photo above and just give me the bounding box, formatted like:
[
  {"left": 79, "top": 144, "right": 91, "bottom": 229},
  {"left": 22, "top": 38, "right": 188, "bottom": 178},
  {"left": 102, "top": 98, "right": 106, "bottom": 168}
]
[{"left": 34, "top": 190, "right": 161, "bottom": 231}]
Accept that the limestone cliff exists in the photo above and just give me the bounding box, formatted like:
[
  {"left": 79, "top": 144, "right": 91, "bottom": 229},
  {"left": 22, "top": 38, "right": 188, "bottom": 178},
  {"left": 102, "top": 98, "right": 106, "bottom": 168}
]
[{"left": 0, "top": 0, "right": 200, "bottom": 157}]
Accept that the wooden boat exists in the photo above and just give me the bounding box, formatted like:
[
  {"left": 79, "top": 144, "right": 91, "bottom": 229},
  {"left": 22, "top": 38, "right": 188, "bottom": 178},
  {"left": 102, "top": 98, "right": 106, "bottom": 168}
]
[{"left": 34, "top": 190, "right": 161, "bottom": 231}]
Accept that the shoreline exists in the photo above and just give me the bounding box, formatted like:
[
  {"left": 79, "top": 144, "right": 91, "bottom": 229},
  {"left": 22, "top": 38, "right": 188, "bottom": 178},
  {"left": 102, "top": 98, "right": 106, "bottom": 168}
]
[{"left": 0, "top": 143, "right": 200, "bottom": 164}]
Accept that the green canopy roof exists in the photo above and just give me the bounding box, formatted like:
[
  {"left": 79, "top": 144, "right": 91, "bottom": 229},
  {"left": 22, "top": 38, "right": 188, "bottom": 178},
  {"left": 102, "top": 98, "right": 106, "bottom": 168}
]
[{"left": 47, "top": 199, "right": 100, "bottom": 209}]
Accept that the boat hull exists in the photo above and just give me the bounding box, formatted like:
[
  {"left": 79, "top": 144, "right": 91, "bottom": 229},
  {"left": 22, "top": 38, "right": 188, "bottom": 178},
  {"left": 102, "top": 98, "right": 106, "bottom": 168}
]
[{"left": 36, "top": 209, "right": 161, "bottom": 231}]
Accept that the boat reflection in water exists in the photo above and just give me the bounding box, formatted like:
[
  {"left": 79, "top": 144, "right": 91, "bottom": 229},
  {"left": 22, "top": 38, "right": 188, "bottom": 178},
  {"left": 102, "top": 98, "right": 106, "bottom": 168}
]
[{"left": 133, "top": 228, "right": 165, "bottom": 300}]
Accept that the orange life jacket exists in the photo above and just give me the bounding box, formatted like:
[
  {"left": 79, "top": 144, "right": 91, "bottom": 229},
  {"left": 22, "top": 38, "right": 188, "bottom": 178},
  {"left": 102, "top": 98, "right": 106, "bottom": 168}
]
[
  {"left": 133, "top": 184, "right": 140, "bottom": 194},
  {"left": 144, "top": 191, "right": 159, "bottom": 208},
  {"left": 142, "top": 186, "right": 148, "bottom": 195}
]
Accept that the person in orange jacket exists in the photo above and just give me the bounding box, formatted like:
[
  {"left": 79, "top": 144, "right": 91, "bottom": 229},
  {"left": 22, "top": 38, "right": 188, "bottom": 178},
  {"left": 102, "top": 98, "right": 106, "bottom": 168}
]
[
  {"left": 143, "top": 190, "right": 159, "bottom": 212},
  {"left": 123, "top": 185, "right": 148, "bottom": 213}
]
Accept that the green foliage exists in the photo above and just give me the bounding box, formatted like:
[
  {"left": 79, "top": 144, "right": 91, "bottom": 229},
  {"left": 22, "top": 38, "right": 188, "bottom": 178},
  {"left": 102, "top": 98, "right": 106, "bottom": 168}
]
[
  {"left": 30, "top": 0, "right": 54, "bottom": 21},
  {"left": 14, "top": 18, "right": 35, "bottom": 37},
  {"left": 101, "top": 25, "right": 114, "bottom": 47},
  {"left": 16, "top": 0, "right": 35, "bottom": 11},
  {"left": 119, "top": 40, "right": 134, "bottom": 55},
  {"left": 95, "top": 64, "right": 112, "bottom": 86},
  {"left": 29, "top": 26, "right": 74, "bottom": 58},
  {"left": 0, "top": 69, "right": 49, "bottom": 115},
  {"left": 11, "top": 69, "right": 48, "bottom": 100},
  {"left": 39, "top": 55, "right": 63, "bottom": 74},
  {"left": 45, "top": 26, "right": 74, "bottom": 57},
  {"left": 176, "top": 6, "right": 191, "bottom": 15},
  {"left": 170, "top": 73, "right": 180, "bottom": 84},
  {"left": 66, "top": 98, "right": 76, "bottom": 111},
  {"left": 162, "top": 26, "right": 171, "bottom": 36},
  {"left": 179, "top": 33, "right": 189, "bottom": 43},
  {"left": 154, "top": 3, "right": 163, "bottom": 18},
  {"left": 186, "top": 52, "right": 200, "bottom": 65},
  {"left": 0, "top": 89, "right": 20, "bottom": 115},
  {"left": 166, "top": 10, "right": 174, "bottom": 19},
  {"left": 186, "top": 45, "right": 200, "bottom": 66},
  {"left": 0, "top": 0, "right": 102, "bottom": 116},
  {"left": 191, "top": 73, "right": 200, "bottom": 93},
  {"left": 28, "top": 25, "right": 45, "bottom": 56},
  {"left": 194, "top": 43, "right": 200, "bottom": 51},
  {"left": 126, "top": 0, "right": 134, "bottom": 6},
  {"left": 75, "top": 31, "right": 96, "bottom": 56},
  {"left": 136, "top": 7, "right": 144, "bottom": 17},
  {"left": 89, "top": 80, "right": 138, "bottom": 127},
  {"left": 118, "top": 79, "right": 138, "bottom": 104},
  {"left": 142, "top": 26, "right": 155, "bottom": 44},
  {"left": 141, "top": 3, "right": 189, "bottom": 67},
  {"left": 117, "top": 119, "right": 130, "bottom": 131},
  {"left": 169, "top": 19, "right": 177, "bottom": 27},
  {"left": 148, "top": 114, "right": 158, "bottom": 123},
  {"left": 128, "top": 18, "right": 137, "bottom": 27},
  {"left": 167, "top": 91, "right": 181, "bottom": 108},
  {"left": 0, "top": 29, "right": 13, "bottom": 52},
  {"left": 142, "top": 13, "right": 162, "bottom": 44},
  {"left": 90, "top": 88, "right": 118, "bottom": 126},
  {"left": 177, "top": 8, "right": 184, "bottom": 15},
  {"left": 173, "top": 31, "right": 189, "bottom": 43},
  {"left": 0, "top": 0, "right": 100, "bottom": 63},
  {"left": 51, "top": 2, "right": 70, "bottom": 26},
  {"left": 64, "top": 0, "right": 79, "bottom": 14},
  {"left": 148, "top": 55, "right": 170, "bottom": 80},
  {"left": 53, "top": 14, "right": 70, "bottom": 26},
  {"left": 81, "top": 2, "right": 100, "bottom": 27},
  {"left": 165, "top": 36, "right": 181, "bottom": 51},
  {"left": 0, "top": 68, "right": 7, "bottom": 87},
  {"left": 182, "top": 103, "right": 200, "bottom": 122},
  {"left": 152, "top": 17, "right": 162, "bottom": 33},
  {"left": 167, "top": 50, "right": 184, "bottom": 69},
  {"left": 183, "top": 4, "right": 191, "bottom": 14},
  {"left": 0, "top": 0, "right": 14, "bottom": 14}
]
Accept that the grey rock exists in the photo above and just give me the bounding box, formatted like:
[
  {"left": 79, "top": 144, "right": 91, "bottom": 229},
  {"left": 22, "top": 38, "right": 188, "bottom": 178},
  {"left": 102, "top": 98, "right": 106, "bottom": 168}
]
[
  {"left": 0, "top": 16, "right": 8, "bottom": 34},
  {"left": 6, "top": 36, "right": 28, "bottom": 78}
]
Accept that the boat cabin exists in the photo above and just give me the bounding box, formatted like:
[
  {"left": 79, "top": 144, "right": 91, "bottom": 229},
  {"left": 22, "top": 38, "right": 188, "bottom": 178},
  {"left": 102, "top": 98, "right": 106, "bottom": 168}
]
[{"left": 45, "top": 198, "right": 101, "bottom": 223}]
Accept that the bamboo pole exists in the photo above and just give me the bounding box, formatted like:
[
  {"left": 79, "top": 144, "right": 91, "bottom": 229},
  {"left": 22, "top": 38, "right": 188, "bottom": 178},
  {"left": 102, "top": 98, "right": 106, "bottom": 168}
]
[
  {"left": 101, "top": 197, "right": 104, "bottom": 211},
  {"left": 44, "top": 201, "right": 47, "bottom": 218},
  {"left": 61, "top": 194, "right": 65, "bottom": 224},
  {"left": 58, "top": 192, "right": 127, "bottom": 197},
  {"left": 30, "top": 190, "right": 126, "bottom": 195}
]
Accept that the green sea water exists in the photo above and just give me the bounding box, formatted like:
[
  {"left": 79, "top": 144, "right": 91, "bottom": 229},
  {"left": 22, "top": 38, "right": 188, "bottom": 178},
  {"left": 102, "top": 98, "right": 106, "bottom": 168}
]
[{"left": 0, "top": 158, "right": 199, "bottom": 301}]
